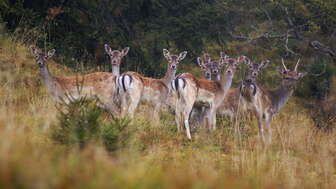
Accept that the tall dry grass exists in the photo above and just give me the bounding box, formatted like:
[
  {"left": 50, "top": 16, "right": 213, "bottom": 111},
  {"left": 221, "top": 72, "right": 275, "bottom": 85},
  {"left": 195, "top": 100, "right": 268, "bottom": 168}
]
[{"left": 0, "top": 36, "right": 335, "bottom": 189}]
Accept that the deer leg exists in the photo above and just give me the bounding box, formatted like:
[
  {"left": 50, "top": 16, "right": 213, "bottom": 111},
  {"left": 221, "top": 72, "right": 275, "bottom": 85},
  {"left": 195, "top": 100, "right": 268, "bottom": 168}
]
[
  {"left": 127, "top": 91, "right": 141, "bottom": 119},
  {"left": 264, "top": 113, "right": 273, "bottom": 144},
  {"left": 152, "top": 103, "right": 161, "bottom": 125},
  {"left": 212, "top": 112, "right": 217, "bottom": 131},
  {"left": 203, "top": 109, "right": 211, "bottom": 130},
  {"left": 175, "top": 99, "right": 183, "bottom": 133},
  {"left": 208, "top": 108, "right": 217, "bottom": 131},
  {"left": 255, "top": 112, "right": 265, "bottom": 144},
  {"left": 183, "top": 104, "right": 194, "bottom": 140},
  {"left": 199, "top": 107, "right": 208, "bottom": 128},
  {"left": 120, "top": 94, "right": 128, "bottom": 118}
]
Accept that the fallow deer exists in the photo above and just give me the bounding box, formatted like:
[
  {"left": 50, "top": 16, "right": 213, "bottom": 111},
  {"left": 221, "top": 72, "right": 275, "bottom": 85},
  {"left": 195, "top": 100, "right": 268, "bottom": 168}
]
[
  {"left": 217, "top": 59, "right": 270, "bottom": 121},
  {"left": 173, "top": 53, "right": 247, "bottom": 139},
  {"left": 30, "top": 45, "right": 129, "bottom": 114},
  {"left": 117, "top": 49, "right": 187, "bottom": 121},
  {"left": 191, "top": 53, "right": 222, "bottom": 125},
  {"left": 240, "top": 58, "right": 306, "bottom": 143}
]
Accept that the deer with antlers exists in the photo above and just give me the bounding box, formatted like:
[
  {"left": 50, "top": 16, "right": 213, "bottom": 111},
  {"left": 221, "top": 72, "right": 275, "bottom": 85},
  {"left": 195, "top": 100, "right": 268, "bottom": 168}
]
[
  {"left": 173, "top": 53, "right": 247, "bottom": 139},
  {"left": 30, "top": 45, "right": 129, "bottom": 114},
  {"left": 240, "top": 58, "right": 306, "bottom": 143},
  {"left": 117, "top": 49, "right": 187, "bottom": 121}
]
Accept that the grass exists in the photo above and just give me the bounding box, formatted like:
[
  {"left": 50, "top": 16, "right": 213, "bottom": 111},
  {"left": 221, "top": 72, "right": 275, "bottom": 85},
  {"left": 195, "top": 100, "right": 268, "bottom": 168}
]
[{"left": 0, "top": 35, "right": 335, "bottom": 189}]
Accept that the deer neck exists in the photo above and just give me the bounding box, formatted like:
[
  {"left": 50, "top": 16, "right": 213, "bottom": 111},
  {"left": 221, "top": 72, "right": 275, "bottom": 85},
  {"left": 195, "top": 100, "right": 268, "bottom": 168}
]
[
  {"left": 271, "top": 81, "right": 295, "bottom": 112},
  {"left": 212, "top": 74, "right": 221, "bottom": 81},
  {"left": 39, "top": 64, "right": 54, "bottom": 84},
  {"left": 111, "top": 65, "right": 120, "bottom": 76},
  {"left": 161, "top": 67, "right": 176, "bottom": 86},
  {"left": 219, "top": 72, "right": 234, "bottom": 93}
]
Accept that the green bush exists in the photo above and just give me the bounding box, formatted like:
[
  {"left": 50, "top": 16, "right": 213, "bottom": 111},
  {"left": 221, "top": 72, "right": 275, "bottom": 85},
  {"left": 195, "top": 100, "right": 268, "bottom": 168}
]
[
  {"left": 101, "top": 118, "right": 131, "bottom": 152},
  {"left": 51, "top": 97, "right": 102, "bottom": 149}
]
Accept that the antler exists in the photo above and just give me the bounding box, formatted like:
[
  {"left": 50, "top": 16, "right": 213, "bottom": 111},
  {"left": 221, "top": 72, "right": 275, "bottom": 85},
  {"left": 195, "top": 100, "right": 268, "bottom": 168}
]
[
  {"left": 281, "top": 58, "right": 288, "bottom": 71},
  {"left": 294, "top": 58, "right": 301, "bottom": 72},
  {"left": 197, "top": 57, "right": 206, "bottom": 68}
]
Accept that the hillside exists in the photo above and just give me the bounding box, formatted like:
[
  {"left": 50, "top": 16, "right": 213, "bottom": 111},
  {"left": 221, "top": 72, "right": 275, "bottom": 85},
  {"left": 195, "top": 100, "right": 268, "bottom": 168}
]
[{"left": 0, "top": 34, "right": 335, "bottom": 188}]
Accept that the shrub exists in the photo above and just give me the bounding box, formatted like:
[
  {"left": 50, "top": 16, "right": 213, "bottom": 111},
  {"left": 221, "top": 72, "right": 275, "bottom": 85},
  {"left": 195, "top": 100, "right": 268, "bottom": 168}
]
[
  {"left": 51, "top": 97, "right": 102, "bottom": 149},
  {"left": 101, "top": 117, "right": 131, "bottom": 152}
]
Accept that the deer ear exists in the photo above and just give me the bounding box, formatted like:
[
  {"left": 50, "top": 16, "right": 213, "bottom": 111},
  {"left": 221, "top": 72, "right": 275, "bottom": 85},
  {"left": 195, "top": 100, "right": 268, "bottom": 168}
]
[
  {"left": 178, "top": 51, "right": 187, "bottom": 61},
  {"left": 122, "top": 47, "right": 130, "bottom": 56},
  {"left": 30, "top": 45, "right": 39, "bottom": 57},
  {"left": 163, "top": 49, "right": 170, "bottom": 60},
  {"left": 104, "top": 44, "right": 112, "bottom": 55},
  {"left": 197, "top": 57, "right": 205, "bottom": 69},
  {"left": 259, "top": 60, "right": 270, "bottom": 69},
  {"left": 47, "top": 49, "right": 56, "bottom": 59}
]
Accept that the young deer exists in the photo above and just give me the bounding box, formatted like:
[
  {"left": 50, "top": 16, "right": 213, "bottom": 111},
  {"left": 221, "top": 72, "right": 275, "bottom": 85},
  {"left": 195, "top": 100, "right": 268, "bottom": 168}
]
[
  {"left": 191, "top": 53, "right": 222, "bottom": 125},
  {"left": 117, "top": 49, "right": 187, "bottom": 121},
  {"left": 197, "top": 53, "right": 221, "bottom": 81},
  {"left": 216, "top": 59, "right": 270, "bottom": 121},
  {"left": 30, "top": 45, "right": 129, "bottom": 114},
  {"left": 240, "top": 59, "right": 306, "bottom": 143},
  {"left": 173, "top": 53, "right": 246, "bottom": 139}
]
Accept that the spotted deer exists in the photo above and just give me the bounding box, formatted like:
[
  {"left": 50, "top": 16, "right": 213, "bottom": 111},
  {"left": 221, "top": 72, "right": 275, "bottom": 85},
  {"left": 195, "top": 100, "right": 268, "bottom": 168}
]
[
  {"left": 191, "top": 53, "right": 222, "bottom": 125},
  {"left": 240, "top": 59, "right": 306, "bottom": 143},
  {"left": 30, "top": 45, "right": 129, "bottom": 114},
  {"left": 197, "top": 53, "right": 220, "bottom": 81},
  {"left": 173, "top": 53, "right": 246, "bottom": 139},
  {"left": 117, "top": 49, "right": 187, "bottom": 121},
  {"left": 217, "top": 59, "right": 270, "bottom": 122}
]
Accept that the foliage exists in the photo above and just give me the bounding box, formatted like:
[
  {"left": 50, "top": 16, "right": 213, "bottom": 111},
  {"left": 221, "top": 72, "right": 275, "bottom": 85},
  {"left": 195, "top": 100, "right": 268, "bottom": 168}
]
[
  {"left": 101, "top": 117, "right": 132, "bottom": 152},
  {"left": 51, "top": 97, "right": 102, "bottom": 149}
]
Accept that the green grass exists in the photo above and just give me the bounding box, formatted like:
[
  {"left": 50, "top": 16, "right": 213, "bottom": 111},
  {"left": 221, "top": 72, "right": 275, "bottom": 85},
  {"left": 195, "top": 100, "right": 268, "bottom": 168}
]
[{"left": 0, "top": 37, "right": 335, "bottom": 189}]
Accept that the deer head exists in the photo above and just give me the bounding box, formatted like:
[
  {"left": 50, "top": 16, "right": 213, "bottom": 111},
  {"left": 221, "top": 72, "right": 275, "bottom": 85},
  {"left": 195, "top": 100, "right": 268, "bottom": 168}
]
[
  {"left": 197, "top": 53, "right": 222, "bottom": 80},
  {"left": 221, "top": 53, "right": 245, "bottom": 77},
  {"left": 104, "top": 44, "right": 129, "bottom": 66},
  {"left": 279, "top": 58, "right": 306, "bottom": 88},
  {"left": 163, "top": 49, "right": 187, "bottom": 71},
  {"left": 30, "top": 46, "right": 55, "bottom": 68},
  {"left": 240, "top": 58, "right": 270, "bottom": 98},
  {"left": 244, "top": 58, "right": 270, "bottom": 81}
]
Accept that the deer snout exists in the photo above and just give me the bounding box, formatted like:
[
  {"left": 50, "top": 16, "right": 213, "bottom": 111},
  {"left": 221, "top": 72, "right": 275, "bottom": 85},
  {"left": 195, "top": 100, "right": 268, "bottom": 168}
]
[
  {"left": 171, "top": 65, "right": 176, "bottom": 70},
  {"left": 37, "top": 61, "right": 44, "bottom": 67}
]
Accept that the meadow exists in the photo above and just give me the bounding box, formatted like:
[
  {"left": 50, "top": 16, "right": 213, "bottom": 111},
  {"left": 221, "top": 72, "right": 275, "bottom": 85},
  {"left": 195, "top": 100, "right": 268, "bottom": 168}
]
[{"left": 0, "top": 35, "right": 336, "bottom": 189}]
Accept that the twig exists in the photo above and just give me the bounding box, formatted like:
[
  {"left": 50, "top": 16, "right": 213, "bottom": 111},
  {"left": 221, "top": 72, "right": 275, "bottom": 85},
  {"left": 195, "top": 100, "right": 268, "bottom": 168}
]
[
  {"left": 310, "top": 63, "right": 327, "bottom": 77},
  {"left": 284, "top": 32, "right": 299, "bottom": 56},
  {"left": 310, "top": 41, "right": 336, "bottom": 57},
  {"left": 229, "top": 31, "right": 288, "bottom": 41}
]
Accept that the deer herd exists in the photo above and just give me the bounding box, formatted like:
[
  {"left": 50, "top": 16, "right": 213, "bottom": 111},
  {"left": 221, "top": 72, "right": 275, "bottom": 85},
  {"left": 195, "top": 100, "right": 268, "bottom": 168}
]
[{"left": 30, "top": 45, "right": 306, "bottom": 144}]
